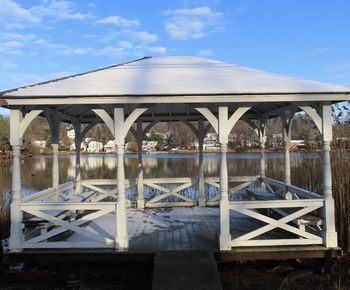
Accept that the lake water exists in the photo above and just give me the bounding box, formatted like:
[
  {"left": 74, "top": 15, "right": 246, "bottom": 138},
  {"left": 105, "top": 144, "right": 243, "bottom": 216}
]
[{"left": 0, "top": 152, "right": 323, "bottom": 200}]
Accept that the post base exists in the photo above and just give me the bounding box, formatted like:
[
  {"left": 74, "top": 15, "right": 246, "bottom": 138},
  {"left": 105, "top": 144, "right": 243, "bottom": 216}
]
[
  {"left": 219, "top": 234, "right": 232, "bottom": 251},
  {"left": 198, "top": 198, "right": 206, "bottom": 207},
  {"left": 137, "top": 199, "right": 145, "bottom": 209},
  {"left": 323, "top": 231, "right": 338, "bottom": 248},
  {"left": 9, "top": 238, "right": 23, "bottom": 253},
  {"left": 116, "top": 235, "right": 129, "bottom": 251}
]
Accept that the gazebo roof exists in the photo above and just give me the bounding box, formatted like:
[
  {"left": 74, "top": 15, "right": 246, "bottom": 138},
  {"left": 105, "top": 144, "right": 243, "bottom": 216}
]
[{"left": 1, "top": 56, "right": 349, "bottom": 98}]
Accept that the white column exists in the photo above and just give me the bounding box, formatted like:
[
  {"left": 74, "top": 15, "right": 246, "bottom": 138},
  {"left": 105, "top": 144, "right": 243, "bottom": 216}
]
[
  {"left": 46, "top": 113, "right": 61, "bottom": 199},
  {"left": 74, "top": 138, "right": 82, "bottom": 195},
  {"left": 52, "top": 143, "right": 59, "bottom": 200},
  {"left": 136, "top": 120, "right": 144, "bottom": 208},
  {"left": 321, "top": 103, "right": 337, "bottom": 247},
  {"left": 72, "top": 121, "right": 82, "bottom": 195},
  {"left": 281, "top": 111, "right": 294, "bottom": 199},
  {"left": 218, "top": 107, "right": 231, "bottom": 250},
  {"left": 219, "top": 143, "right": 231, "bottom": 250},
  {"left": 198, "top": 119, "right": 206, "bottom": 207},
  {"left": 259, "top": 128, "right": 266, "bottom": 190},
  {"left": 9, "top": 110, "right": 23, "bottom": 252},
  {"left": 283, "top": 134, "right": 291, "bottom": 186},
  {"left": 114, "top": 107, "right": 129, "bottom": 251}
]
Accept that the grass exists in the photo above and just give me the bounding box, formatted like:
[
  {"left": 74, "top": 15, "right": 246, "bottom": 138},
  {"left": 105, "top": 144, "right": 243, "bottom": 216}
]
[
  {"left": 0, "top": 162, "right": 11, "bottom": 260},
  {"left": 289, "top": 151, "right": 350, "bottom": 253}
]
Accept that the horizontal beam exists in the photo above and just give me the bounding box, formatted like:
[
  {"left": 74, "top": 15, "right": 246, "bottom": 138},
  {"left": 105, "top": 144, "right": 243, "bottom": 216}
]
[
  {"left": 231, "top": 238, "right": 323, "bottom": 247},
  {"left": 5, "top": 93, "right": 350, "bottom": 106},
  {"left": 229, "top": 199, "right": 324, "bottom": 209},
  {"left": 20, "top": 202, "right": 116, "bottom": 211},
  {"left": 23, "top": 242, "right": 115, "bottom": 249}
]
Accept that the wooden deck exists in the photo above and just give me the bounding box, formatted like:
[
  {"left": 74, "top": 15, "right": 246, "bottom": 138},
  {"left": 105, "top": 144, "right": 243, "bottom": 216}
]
[
  {"left": 8, "top": 206, "right": 340, "bottom": 263},
  {"left": 63, "top": 207, "right": 338, "bottom": 258},
  {"left": 65, "top": 206, "right": 279, "bottom": 252}
]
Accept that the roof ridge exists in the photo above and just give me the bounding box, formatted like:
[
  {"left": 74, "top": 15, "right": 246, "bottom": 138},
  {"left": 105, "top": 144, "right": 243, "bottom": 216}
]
[{"left": 0, "top": 56, "right": 152, "bottom": 96}]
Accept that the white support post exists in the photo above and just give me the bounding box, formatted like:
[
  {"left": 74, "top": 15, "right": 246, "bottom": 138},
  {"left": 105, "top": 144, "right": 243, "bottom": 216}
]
[
  {"left": 9, "top": 109, "right": 23, "bottom": 252},
  {"left": 258, "top": 120, "right": 267, "bottom": 190},
  {"left": 52, "top": 144, "right": 59, "bottom": 200},
  {"left": 198, "top": 119, "right": 206, "bottom": 207},
  {"left": 47, "top": 114, "right": 61, "bottom": 201},
  {"left": 281, "top": 111, "right": 294, "bottom": 200},
  {"left": 114, "top": 107, "right": 129, "bottom": 251},
  {"left": 321, "top": 102, "right": 338, "bottom": 248},
  {"left": 136, "top": 119, "right": 145, "bottom": 208},
  {"left": 283, "top": 131, "right": 291, "bottom": 186},
  {"left": 218, "top": 107, "right": 231, "bottom": 250},
  {"left": 73, "top": 122, "right": 82, "bottom": 195}
]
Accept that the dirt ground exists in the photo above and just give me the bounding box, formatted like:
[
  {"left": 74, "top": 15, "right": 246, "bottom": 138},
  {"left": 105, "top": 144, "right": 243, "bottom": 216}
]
[
  {"left": 0, "top": 257, "right": 350, "bottom": 289},
  {"left": 220, "top": 257, "right": 350, "bottom": 290}
]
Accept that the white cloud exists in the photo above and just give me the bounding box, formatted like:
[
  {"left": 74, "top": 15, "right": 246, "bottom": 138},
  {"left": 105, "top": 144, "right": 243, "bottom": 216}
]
[
  {"left": 118, "top": 40, "right": 133, "bottom": 49},
  {"left": 325, "top": 63, "right": 350, "bottom": 73},
  {"left": 96, "top": 15, "right": 139, "bottom": 27},
  {"left": 0, "top": 0, "right": 40, "bottom": 28},
  {"left": 0, "top": 0, "right": 92, "bottom": 29},
  {"left": 293, "top": 48, "right": 329, "bottom": 59},
  {"left": 43, "top": 42, "right": 95, "bottom": 55},
  {"left": 30, "top": 0, "right": 93, "bottom": 21},
  {"left": 164, "top": 6, "right": 223, "bottom": 40},
  {"left": 96, "top": 46, "right": 128, "bottom": 57},
  {"left": 147, "top": 46, "right": 167, "bottom": 54},
  {"left": 133, "top": 31, "right": 157, "bottom": 43},
  {"left": 0, "top": 33, "right": 37, "bottom": 41},
  {"left": 0, "top": 40, "right": 24, "bottom": 53},
  {"left": 0, "top": 60, "right": 18, "bottom": 69},
  {"left": 198, "top": 49, "right": 213, "bottom": 57}
]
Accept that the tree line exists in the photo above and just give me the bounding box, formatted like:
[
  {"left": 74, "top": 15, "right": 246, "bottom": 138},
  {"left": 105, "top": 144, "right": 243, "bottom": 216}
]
[{"left": 0, "top": 103, "right": 349, "bottom": 153}]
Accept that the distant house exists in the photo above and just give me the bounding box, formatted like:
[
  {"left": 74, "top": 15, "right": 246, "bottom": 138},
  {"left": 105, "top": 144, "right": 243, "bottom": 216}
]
[
  {"left": 142, "top": 140, "right": 158, "bottom": 151},
  {"left": 33, "top": 140, "right": 47, "bottom": 151},
  {"left": 290, "top": 140, "right": 305, "bottom": 149},
  {"left": 67, "top": 129, "right": 75, "bottom": 140},
  {"left": 70, "top": 141, "right": 87, "bottom": 151},
  {"left": 194, "top": 132, "right": 220, "bottom": 150},
  {"left": 104, "top": 140, "right": 115, "bottom": 153},
  {"left": 87, "top": 141, "right": 104, "bottom": 153}
]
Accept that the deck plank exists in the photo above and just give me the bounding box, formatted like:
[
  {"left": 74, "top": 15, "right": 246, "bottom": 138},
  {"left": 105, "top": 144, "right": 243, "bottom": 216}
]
[{"left": 173, "top": 229, "right": 183, "bottom": 251}]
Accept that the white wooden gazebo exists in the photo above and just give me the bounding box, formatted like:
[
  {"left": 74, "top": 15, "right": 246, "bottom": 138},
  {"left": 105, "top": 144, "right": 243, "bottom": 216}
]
[{"left": 1, "top": 56, "right": 349, "bottom": 255}]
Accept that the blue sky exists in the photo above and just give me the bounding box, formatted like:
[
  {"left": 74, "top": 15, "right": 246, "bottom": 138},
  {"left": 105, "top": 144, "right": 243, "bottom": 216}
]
[{"left": 0, "top": 0, "right": 350, "bottom": 114}]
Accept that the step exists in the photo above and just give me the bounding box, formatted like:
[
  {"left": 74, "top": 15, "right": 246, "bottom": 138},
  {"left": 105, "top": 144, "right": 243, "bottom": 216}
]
[{"left": 152, "top": 250, "right": 222, "bottom": 290}]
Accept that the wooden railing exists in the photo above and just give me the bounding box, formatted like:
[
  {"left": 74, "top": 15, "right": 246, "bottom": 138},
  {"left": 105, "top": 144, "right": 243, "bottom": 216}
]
[
  {"left": 20, "top": 202, "right": 117, "bottom": 249},
  {"left": 144, "top": 177, "right": 198, "bottom": 208},
  {"left": 18, "top": 176, "right": 326, "bottom": 250},
  {"left": 229, "top": 198, "right": 324, "bottom": 247},
  {"left": 205, "top": 176, "right": 260, "bottom": 205}
]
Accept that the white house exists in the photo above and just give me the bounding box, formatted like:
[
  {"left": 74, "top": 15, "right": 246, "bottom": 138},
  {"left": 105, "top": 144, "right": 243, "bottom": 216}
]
[
  {"left": 142, "top": 140, "right": 158, "bottom": 151},
  {"left": 104, "top": 140, "right": 115, "bottom": 153},
  {"left": 87, "top": 141, "right": 104, "bottom": 153},
  {"left": 67, "top": 129, "right": 75, "bottom": 140},
  {"left": 290, "top": 139, "right": 305, "bottom": 149},
  {"left": 33, "top": 140, "right": 47, "bottom": 151},
  {"left": 70, "top": 141, "right": 87, "bottom": 151}
]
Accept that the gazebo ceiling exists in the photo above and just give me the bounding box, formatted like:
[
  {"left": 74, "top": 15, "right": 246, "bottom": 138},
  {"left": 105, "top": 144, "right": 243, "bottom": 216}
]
[{"left": 1, "top": 56, "right": 349, "bottom": 123}]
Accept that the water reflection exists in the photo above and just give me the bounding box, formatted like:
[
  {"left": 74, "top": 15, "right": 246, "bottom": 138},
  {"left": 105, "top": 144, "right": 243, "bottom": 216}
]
[{"left": 0, "top": 152, "right": 322, "bottom": 197}]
